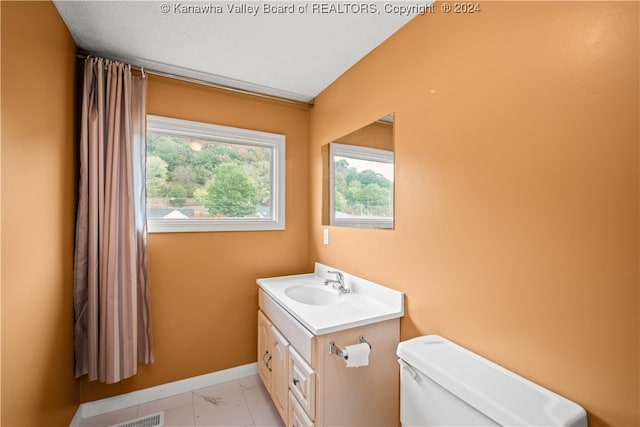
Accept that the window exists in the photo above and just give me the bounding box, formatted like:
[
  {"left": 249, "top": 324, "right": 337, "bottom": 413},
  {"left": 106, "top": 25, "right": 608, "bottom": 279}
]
[
  {"left": 146, "top": 115, "right": 285, "bottom": 232},
  {"left": 330, "top": 143, "right": 394, "bottom": 229}
]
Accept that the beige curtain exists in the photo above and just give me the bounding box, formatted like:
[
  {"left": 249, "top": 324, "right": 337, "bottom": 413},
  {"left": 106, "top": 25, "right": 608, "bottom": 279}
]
[{"left": 74, "top": 57, "right": 153, "bottom": 384}]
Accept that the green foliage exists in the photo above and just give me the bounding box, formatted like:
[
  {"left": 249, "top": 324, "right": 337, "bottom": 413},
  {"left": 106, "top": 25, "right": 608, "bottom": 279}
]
[
  {"left": 360, "top": 183, "right": 390, "bottom": 214},
  {"left": 359, "top": 169, "right": 391, "bottom": 190},
  {"left": 333, "top": 158, "right": 392, "bottom": 217},
  {"left": 146, "top": 155, "right": 169, "bottom": 197},
  {"left": 205, "top": 163, "right": 259, "bottom": 217},
  {"left": 168, "top": 184, "right": 187, "bottom": 207},
  {"left": 335, "top": 190, "right": 346, "bottom": 212},
  {"left": 171, "top": 166, "right": 197, "bottom": 197},
  {"left": 147, "top": 133, "right": 271, "bottom": 218},
  {"left": 147, "top": 134, "right": 194, "bottom": 172},
  {"left": 193, "top": 187, "right": 208, "bottom": 207}
]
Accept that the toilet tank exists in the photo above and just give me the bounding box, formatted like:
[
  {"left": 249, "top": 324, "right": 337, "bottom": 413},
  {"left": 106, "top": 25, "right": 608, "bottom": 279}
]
[{"left": 397, "top": 335, "right": 587, "bottom": 427}]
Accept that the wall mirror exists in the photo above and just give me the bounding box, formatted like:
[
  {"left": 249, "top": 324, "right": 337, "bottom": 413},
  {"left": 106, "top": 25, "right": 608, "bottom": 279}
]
[{"left": 322, "top": 114, "right": 394, "bottom": 229}]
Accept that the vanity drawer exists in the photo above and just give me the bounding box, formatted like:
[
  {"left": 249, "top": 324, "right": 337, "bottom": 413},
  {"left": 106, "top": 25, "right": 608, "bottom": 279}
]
[
  {"left": 288, "top": 391, "right": 314, "bottom": 427},
  {"left": 288, "top": 346, "right": 316, "bottom": 420}
]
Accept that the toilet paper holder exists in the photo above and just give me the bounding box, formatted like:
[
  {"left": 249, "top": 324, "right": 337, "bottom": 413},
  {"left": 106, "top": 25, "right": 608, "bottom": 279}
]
[{"left": 329, "top": 336, "right": 371, "bottom": 359}]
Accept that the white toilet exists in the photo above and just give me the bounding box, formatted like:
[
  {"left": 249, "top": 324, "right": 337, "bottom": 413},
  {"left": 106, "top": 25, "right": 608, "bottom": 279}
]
[{"left": 397, "top": 335, "right": 588, "bottom": 427}]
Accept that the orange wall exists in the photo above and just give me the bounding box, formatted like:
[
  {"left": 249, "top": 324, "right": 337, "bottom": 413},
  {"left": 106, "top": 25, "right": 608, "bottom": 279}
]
[
  {"left": 309, "top": 2, "right": 639, "bottom": 427},
  {"left": 1, "top": 2, "right": 638, "bottom": 426},
  {"left": 1, "top": 3, "right": 4, "bottom": 423},
  {"left": 1, "top": 1, "right": 80, "bottom": 425},
  {"left": 334, "top": 120, "right": 394, "bottom": 151},
  {"left": 79, "top": 76, "right": 311, "bottom": 402}
]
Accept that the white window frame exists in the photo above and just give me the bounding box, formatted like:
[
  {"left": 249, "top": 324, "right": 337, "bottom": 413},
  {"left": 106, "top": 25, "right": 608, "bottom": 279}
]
[
  {"left": 146, "top": 115, "right": 285, "bottom": 233},
  {"left": 329, "top": 142, "right": 394, "bottom": 229}
]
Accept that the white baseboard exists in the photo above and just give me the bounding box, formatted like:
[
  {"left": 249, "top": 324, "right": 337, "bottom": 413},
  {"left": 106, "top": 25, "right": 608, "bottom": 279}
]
[
  {"left": 69, "top": 363, "right": 258, "bottom": 426},
  {"left": 69, "top": 407, "right": 84, "bottom": 427}
]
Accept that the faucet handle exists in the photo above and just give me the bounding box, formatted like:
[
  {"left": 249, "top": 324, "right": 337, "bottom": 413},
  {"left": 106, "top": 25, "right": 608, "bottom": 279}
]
[
  {"left": 328, "top": 270, "right": 344, "bottom": 282},
  {"left": 327, "top": 271, "right": 350, "bottom": 293}
]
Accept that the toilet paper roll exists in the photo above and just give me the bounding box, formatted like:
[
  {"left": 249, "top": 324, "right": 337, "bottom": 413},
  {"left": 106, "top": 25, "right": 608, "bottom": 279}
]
[{"left": 343, "top": 342, "right": 370, "bottom": 368}]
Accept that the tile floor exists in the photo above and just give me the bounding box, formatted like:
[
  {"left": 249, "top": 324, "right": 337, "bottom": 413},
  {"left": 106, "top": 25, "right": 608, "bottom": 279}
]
[{"left": 79, "top": 374, "right": 286, "bottom": 427}]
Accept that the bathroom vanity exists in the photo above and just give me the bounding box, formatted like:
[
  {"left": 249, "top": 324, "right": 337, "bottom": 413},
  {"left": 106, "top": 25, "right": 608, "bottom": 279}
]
[{"left": 257, "top": 263, "right": 404, "bottom": 427}]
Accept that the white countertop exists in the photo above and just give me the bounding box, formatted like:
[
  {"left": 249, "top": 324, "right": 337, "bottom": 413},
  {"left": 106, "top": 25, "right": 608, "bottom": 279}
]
[{"left": 257, "top": 262, "right": 404, "bottom": 335}]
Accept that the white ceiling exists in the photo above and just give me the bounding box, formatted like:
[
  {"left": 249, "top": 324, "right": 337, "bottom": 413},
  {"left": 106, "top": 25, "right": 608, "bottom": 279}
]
[{"left": 53, "top": 1, "right": 421, "bottom": 103}]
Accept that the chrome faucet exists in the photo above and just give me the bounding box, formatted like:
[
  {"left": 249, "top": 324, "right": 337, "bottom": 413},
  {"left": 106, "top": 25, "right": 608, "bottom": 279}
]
[{"left": 324, "top": 270, "right": 350, "bottom": 293}]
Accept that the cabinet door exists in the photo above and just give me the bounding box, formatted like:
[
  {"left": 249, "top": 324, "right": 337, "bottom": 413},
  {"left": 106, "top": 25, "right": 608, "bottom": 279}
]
[
  {"left": 257, "top": 310, "right": 272, "bottom": 390},
  {"left": 270, "top": 326, "right": 289, "bottom": 422}
]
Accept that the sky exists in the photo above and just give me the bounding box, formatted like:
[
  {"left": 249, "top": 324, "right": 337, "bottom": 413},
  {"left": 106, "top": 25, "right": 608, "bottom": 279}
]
[{"left": 338, "top": 156, "right": 394, "bottom": 181}]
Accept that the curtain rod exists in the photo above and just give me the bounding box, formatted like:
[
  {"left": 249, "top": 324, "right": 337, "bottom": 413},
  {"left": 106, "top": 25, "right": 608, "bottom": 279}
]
[{"left": 77, "top": 53, "right": 314, "bottom": 108}]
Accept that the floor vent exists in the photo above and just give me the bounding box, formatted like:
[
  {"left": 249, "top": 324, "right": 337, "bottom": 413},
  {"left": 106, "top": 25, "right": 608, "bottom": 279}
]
[{"left": 109, "top": 412, "right": 164, "bottom": 427}]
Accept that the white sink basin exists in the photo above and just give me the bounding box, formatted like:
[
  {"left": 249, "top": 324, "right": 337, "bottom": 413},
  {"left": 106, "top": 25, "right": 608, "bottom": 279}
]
[
  {"left": 257, "top": 263, "right": 404, "bottom": 335},
  {"left": 285, "top": 284, "right": 341, "bottom": 306}
]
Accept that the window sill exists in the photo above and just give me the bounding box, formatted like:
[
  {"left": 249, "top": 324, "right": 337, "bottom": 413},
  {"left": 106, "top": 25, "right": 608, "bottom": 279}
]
[{"left": 147, "top": 217, "right": 285, "bottom": 233}]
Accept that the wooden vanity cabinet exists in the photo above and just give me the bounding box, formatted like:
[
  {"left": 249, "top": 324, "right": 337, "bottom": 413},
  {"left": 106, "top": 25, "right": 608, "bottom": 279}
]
[{"left": 258, "top": 289, "right": 400, "bottom": 427}]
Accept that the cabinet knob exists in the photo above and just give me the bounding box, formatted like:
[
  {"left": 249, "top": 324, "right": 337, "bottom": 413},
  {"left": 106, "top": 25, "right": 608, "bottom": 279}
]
[{"left": 293, "top": 378, "right": 300, "bottom": 386}]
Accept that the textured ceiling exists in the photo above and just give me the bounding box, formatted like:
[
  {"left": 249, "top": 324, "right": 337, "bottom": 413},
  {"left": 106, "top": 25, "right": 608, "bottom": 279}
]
[{"left": 54, "top": 1, "right": 423, "bottom": 102}]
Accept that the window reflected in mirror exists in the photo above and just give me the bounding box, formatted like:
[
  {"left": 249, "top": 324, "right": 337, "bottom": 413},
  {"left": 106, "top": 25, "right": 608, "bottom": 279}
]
[{"left": 322, "top": 114, "right": 394, "bottom": 229}]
